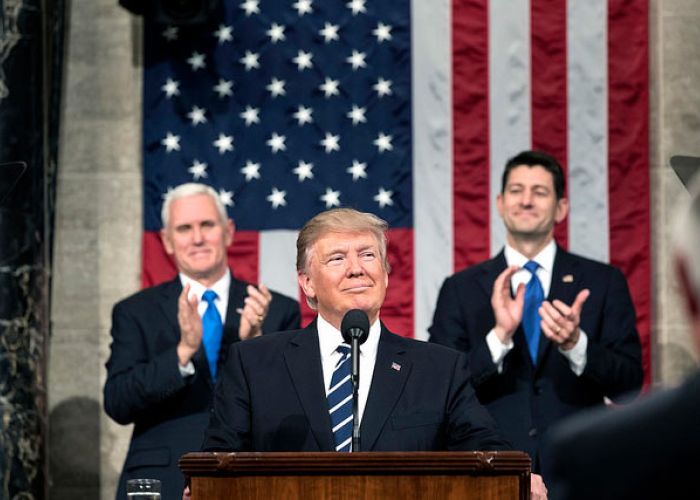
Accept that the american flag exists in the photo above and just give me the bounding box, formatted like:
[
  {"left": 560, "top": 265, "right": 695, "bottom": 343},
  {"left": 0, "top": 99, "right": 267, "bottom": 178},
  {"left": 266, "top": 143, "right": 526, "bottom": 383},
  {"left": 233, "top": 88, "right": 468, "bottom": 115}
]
[{"left": 141, "top": 0, "right": 650, "bottom": 383}]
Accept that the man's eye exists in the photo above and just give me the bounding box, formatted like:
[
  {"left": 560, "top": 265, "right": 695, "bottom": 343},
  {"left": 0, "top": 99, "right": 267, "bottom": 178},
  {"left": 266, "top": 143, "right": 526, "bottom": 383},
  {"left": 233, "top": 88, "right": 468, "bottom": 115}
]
[
  {"left": 361, "top": 252, "right": 375, "bottom": 259},
  {"left": 201, "top": 221, "right": 216, "bottom": 228}
]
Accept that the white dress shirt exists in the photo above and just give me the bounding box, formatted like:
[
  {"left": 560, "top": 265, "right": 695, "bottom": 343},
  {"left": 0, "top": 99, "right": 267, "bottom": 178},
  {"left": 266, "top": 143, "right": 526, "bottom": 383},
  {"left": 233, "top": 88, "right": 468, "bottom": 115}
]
[
  {"left": 486, "top": 241, "right": 588, "bottom": 375},
  {"left": 177, "top": 270, "right": 232, "bottom": 375},
  {"left": 317, "top": 313, "right": 381, "bottom": 425}
]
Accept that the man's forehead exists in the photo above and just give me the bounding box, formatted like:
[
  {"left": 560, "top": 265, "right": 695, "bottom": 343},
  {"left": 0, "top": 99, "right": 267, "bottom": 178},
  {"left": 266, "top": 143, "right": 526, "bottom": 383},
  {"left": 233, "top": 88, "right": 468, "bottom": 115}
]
[
  {"left": 314, "top": 230, "right": 378, "bottom": 250},
  {"left": 506, "top": 164, "right": 555, "bottom": 187}
]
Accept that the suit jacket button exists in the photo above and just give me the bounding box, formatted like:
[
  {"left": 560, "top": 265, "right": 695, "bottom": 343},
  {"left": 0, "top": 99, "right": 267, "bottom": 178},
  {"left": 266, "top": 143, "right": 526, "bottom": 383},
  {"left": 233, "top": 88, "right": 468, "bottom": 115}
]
[{"left": 528, "top": 428, "right": 537, "bottom": 437}]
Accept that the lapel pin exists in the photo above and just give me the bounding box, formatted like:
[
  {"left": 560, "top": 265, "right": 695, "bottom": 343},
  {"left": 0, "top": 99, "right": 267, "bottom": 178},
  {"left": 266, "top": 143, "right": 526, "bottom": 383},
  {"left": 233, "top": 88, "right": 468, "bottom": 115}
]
[
  {"left": 391, "top": 362, "right": 401, "bottom": 371},
  {"left": 562, "top": 274, "right": 574, "bottom": 283}
]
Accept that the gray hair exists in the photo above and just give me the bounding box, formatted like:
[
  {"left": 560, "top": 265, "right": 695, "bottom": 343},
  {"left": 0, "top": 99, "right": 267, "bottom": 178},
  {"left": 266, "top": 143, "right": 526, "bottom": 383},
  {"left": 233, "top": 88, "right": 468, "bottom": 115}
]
[
  {"left": 161, "top": 183, "right": 228, "bottom": 228},
  {"left": 674, "top": 176, "right": 700, "bottom": 301}
]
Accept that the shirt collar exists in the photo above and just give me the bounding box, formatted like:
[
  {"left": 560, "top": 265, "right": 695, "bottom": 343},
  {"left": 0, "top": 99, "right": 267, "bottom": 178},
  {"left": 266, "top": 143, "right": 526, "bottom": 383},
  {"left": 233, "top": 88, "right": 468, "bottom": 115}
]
[
  {"left": 317, "top": 313, "right": 381, "bottom": 358},
  {"left": 504, "top": 239, "right": 557, "bottom": 274},
  {"left": 179, "top": 269, "right": 231, "bottom": 300}
]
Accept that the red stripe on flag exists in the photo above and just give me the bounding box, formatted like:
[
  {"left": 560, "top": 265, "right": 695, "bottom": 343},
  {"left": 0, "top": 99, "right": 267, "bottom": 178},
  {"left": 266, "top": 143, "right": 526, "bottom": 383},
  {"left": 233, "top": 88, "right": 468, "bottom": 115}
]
[
  {"left": 607, "top": 0, "right": 651, "bottom": 386},
  {"left": 382, "top": 228, "right": 414, "bottom": 337},
  {"left": 530, "top": 0, "right": 568, "bottom": 248},
  {"left": 141, "top": 230, "right": 260, "bottom": 287},
  {"left": 452, "top": 0, "right": 490, "bottom": 271}
]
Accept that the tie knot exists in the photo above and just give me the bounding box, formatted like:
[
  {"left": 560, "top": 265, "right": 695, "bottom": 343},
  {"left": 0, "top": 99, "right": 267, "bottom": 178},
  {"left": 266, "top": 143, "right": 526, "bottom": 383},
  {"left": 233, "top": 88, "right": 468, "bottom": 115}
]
[
  {"left": 202, "top": 289, "right": 218, "bottom": 304},
  {"left": 337, "top": 344, "right": 350, "bottom": 356},
  {"left": 524, "top": 261, "right": 539, "bottom": 274}
]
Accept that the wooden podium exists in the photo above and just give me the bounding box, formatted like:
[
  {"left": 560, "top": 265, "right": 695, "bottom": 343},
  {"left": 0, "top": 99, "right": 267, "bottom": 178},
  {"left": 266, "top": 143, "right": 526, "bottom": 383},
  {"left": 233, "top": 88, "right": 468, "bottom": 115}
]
[{"left": 180, "top": 451, "right": 531, "bottom": 499}]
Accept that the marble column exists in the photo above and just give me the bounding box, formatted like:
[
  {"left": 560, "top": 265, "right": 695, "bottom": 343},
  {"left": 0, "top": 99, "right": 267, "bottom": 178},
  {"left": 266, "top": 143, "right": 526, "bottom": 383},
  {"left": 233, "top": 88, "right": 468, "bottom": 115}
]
[{"left": 0, "top": 0, "right": 64, "bottom": 498}]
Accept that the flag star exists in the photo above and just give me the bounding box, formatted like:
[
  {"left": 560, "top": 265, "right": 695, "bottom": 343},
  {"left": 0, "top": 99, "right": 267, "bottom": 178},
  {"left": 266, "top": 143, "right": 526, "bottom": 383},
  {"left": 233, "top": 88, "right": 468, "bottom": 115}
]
[
  {"left": 320, "top": 132, "right": 340, "bottom": 153},
  {"left": 267, "top": 187, "right": 287, "bottom": 208},
  {"left": 213, "top": 78, "right": 234, "bottom": 98},
  {"left": 161, "top": 78, "right": 180, "bottom": 98},
  {"left": 292, "top": 0, "right": 313, "bottom": 15},
  {"left": 347, "top": 105, "right": 367, "bottom": 125},
  {"left": 293, "top": 105, "right": 313, "bottom": 126},
  {"left": 347, "top": 0, "right": 366, "bottom": 15},
  {"left": 374, "top": 187, "right": 394, "bottom": 208},
  {"left": 373, "top": 132, "right": 393, "bottom": 152},
  {"left": 213, "top": 24, "right": 233, "bottom": 44},
  {"left": 188, "top": 160, "right": 208, "bottom": 180},
  {"left": 320, "top": 187, "right": 341, "bottom": 208},
  {"left": 267, "top": 23, "right": 286, "bottom": 43},
  {"left": 240, "top": 51, "right": 260, "bottom": 71},
  {"left": 161, "top": 132, "right": 180, "bottom": 152},
  {"left": 346, "top": 160, "right": 367, "bottom": 180},
  {"left": 267, "top": 132, "right": 286, "bottom": 153},
  {"left": 292, "top": 50, "right": 313, "bottom": 71},
  {"left": 293, "top": 160, "right": 314, "bottom": 181},
  {"left": 219, "top": 189, "right": 234, "bottom": 207},
  {"left": 187, "top": 52, "right": 206, "bottom": 71},
  {"left": 240, "top": 0, "right": 260, "bottom": 15},
  {"left": 373, "top": 22, "right": 392, "bottom": 42},
  {"left": 319, "top": 78, "right": 340, "bottom": 98},
  {"left": 319, "top": 22, "right": 339, "bottom": 43},
  {"left": 346, "top": 50, "right": 367, "bottom": 70},
  {"left": 162, "top": 26, "right": 178, "bottom": 41},
  {"left": 240, "top": 160, "right": 261, "bottom": 181},
  {"left": 373, "top": 77, "right": 393, "bottom": 97},
  {"left": 213, "top": 133, "right": 234, "bottom": 154},
  {"left": 240, "top": 106, "right": 260, "bottom": 125},
  {"left": 266, "top": 78, "right": 286, "bottom": 97},
  {"left": 187, "top": 106, "right": 207, "bottom": 125}
]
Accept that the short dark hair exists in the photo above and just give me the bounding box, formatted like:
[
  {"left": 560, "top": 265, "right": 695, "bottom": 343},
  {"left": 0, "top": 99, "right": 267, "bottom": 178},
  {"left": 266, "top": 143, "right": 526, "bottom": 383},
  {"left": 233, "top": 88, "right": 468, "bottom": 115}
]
[{"left": 502, "top": 150, "right": 566, "bottom": 199}]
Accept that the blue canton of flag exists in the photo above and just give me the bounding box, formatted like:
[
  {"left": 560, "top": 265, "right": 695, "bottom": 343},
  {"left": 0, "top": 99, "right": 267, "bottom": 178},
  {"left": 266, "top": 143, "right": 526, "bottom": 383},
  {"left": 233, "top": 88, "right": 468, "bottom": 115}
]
[{"left": 143, "top": 0, "right": 412, "bottom": 232}]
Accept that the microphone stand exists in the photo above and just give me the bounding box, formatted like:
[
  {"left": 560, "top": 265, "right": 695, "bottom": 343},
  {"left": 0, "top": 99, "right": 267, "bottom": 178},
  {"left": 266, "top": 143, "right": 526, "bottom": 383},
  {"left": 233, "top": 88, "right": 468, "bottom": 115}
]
[{"left": 350, "top": 327, "right": 362, "bottom": 452}]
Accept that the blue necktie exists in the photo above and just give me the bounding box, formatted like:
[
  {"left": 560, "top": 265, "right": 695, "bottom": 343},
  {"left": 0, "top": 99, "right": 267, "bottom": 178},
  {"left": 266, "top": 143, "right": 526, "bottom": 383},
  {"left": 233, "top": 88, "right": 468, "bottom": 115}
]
[
  {"left": 523, "top": 261, "right": 544, "bottom": 364},
  {"left": 202, "top": 290, "right": 223, "bottom": 381},
  {"left": 327, "top": 344, "right": 353, "bottom": 452}
]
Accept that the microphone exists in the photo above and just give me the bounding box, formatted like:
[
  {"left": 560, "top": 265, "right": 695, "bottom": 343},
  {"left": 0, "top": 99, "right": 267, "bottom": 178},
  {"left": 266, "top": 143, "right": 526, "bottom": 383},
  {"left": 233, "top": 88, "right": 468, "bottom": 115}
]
[{"left": 340, "top": 309, "right": 370, "bottom": 452}]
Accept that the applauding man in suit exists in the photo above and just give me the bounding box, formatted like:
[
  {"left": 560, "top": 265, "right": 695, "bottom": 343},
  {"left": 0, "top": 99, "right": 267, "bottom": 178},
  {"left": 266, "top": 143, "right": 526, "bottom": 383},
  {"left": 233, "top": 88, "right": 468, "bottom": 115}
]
[
  {"left": 428, "top": 150, "right": 643, "bottom": 474},
  {"left": 104, "top": 183, "right": 301, "bottom": 500}
]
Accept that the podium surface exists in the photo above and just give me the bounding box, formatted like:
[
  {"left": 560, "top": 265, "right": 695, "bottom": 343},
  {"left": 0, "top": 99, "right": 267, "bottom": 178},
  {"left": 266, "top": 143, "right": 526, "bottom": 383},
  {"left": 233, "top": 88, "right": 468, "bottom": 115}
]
[{"left": 180, "top": 451, "right": 530, "bottom": 499}]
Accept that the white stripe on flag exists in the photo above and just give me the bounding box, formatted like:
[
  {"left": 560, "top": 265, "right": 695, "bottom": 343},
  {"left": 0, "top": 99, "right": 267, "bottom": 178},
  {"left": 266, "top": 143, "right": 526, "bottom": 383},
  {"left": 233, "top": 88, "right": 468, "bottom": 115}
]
[
  {"left": 489, "top": 0, "right": 532, "bottom": 255},
  {"left": 259, "top": 230, "right": 300, "bottom": 300},
  {"left": 412, "top": 0, "right": 453, "bottom": 341},
  {"left": 567, "top": 0, "right": 609, "bottom": 262}
]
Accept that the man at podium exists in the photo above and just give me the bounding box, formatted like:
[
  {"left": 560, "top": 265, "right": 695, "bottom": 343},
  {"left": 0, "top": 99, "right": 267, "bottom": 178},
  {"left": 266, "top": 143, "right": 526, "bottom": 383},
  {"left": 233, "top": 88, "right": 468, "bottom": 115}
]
[{"left": 197, "top": 208, "right": 547, "bottom": 499}]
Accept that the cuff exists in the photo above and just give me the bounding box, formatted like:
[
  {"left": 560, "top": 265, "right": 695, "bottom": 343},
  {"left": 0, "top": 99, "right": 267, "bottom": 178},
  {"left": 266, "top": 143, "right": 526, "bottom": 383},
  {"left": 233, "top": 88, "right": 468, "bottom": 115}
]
[
  {"left": 178, "top": 360, "right": 195, "bottom": 377},
  {"left": 558, "top": 330, "right": 588, "bottom": 376},
  {"left": 486, "top": 329, "right": 514, "bottom": 374}
]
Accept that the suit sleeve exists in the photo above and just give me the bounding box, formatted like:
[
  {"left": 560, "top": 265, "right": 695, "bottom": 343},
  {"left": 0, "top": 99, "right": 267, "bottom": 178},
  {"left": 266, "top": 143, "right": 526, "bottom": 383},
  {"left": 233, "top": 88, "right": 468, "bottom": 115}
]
[
  {"left": 429, "top": 276, "right": 501, "bottom": 390},
  {"left": 103, "top": 301, "right": 189, "bottom": 425},
  {"left": 201, "top": 342, "right": 251, "bottom": 451},
  {"left": 581, "top": 267, "right": 643, "bottom": 400},
  {"left": 446, "top": 353, "right": 511, "bottom": 451}
]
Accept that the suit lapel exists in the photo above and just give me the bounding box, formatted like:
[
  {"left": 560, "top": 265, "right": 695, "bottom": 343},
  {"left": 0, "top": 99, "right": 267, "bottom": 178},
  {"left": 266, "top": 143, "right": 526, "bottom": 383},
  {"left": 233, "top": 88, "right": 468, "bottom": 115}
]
[
  {"left": 223, "top": 275, "right": 246, "bottom": 344},
  {"left": 284, "top": 322, "right": 335, "bottom": 451},
  {"left": 158, "top": 277, "right": 183, "bottom": 342},
  {"left": 536, "top": 247, "right": 580, "bottom": 366},
  {"left": 477, "top": 252, "right": 507, "bottom": 300},
  {"left": 360, "top": 327, "right": 411, "bottom": 451}
]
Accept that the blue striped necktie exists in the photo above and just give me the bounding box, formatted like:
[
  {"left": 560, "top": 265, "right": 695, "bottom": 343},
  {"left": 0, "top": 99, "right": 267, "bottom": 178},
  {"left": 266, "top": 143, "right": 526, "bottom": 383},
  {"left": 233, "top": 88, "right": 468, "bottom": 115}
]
[
  {"left": 327, "top": 344, "right": 353, "bottom": 452},
  {"left": 201, "top": 289, "right": 223, "bottom": 381},
  {"left": 523, "top": 261, "right": 544, "bottom": 364}
]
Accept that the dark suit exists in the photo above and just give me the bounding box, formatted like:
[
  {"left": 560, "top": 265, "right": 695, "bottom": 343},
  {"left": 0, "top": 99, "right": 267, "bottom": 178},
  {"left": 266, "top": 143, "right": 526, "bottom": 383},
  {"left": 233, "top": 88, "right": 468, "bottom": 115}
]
[
  {"left": 202, "top": 322, "right": 510, "bottom": 453},
  {"left": 104, "top": 273, "right": 300, "bottom": 500},
  {"left": 428, "top": 247, "right": 643, "bottom": 472},
  {"left": 546, "top": 371, "right": 700, "bottom": 500}
]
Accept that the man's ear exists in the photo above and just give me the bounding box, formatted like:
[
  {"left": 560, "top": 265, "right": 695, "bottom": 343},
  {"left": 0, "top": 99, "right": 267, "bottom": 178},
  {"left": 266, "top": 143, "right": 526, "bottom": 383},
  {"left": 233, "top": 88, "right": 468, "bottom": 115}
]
[
  {"left": 555, "top": 197, "right": 569, "bottom": 224},
  {"left": 224, "top": 218, "right": 235, "bottom": 247},
  {"left": 496, "top": 193, "right": 505, "bottom": 218},
  {"left": 161, "top": 228, "right": 174, "bottom": 255},
  {"left": 675, "top": 255, "right": 699, "bottom": 319},
  {"left": 297, "top": 272, "right": 315, "bottom": 301}
]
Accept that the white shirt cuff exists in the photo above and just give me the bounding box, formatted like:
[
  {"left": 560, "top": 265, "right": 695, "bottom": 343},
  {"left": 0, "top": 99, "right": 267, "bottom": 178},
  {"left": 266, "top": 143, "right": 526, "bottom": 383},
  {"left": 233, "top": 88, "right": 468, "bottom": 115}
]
[
  {"left": 558, "top": 330, "right": 588, "bottom": 376},
  {"left": 178, "top": 360, "right": 195, "bottom": 377},
  {"left": 486, "top": 329, "right": 514, "bottom": 373}
]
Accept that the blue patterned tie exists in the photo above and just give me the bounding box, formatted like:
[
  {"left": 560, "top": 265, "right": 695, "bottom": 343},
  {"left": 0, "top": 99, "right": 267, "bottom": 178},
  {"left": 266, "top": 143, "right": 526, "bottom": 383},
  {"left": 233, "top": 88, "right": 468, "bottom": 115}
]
[
  {"left": 327, "top": 344, "right": 353, "bottom": 452},
  {"left": 523, "top": 261, "right": 544, "bottom": 364},
  {"left": 201, "top": 289, "right": 223, "bottom": 381}
]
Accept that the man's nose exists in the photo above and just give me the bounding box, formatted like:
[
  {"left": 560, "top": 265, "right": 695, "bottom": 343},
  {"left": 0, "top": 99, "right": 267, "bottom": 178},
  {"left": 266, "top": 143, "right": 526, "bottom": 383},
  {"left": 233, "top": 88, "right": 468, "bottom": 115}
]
[
  {"left": 521, "top": 189, "right": 534, "bottom": 206},
  {"left": 192, "top": 226, "right": 204, "bottom": 243},
  {"left": 346, "top": 254, "right": 364, "bottom": 276}
]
